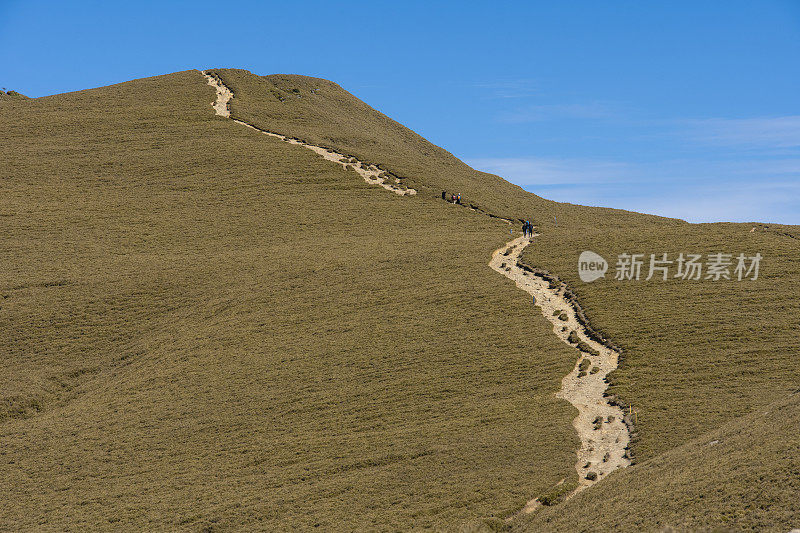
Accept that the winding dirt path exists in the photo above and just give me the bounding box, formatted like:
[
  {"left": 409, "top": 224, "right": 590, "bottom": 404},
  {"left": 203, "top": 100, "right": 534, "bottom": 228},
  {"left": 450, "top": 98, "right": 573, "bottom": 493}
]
[
  {"left": 490, "top": 236, "right": 630, "bottom": 512},
  {"left": 203, "top": 71, "right": 416, "bottom": 196},
  {"left": 202, "top": 67, "right": 628, "bottom": 513}
]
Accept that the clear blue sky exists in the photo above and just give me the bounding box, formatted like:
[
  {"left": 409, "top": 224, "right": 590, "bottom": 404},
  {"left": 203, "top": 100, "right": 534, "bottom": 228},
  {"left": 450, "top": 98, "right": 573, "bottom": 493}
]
[{"left": 2, "top": 1, "right": 799, "bottom": 224}]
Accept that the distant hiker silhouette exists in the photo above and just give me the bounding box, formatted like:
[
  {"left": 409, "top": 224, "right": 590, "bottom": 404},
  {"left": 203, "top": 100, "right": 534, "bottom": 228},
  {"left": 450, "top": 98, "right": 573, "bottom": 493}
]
[
  {"left": 442, "top": 191, "right": 447, "bottom": 200},
  {"left": 456, "top": 194, "right": 462, "bottom": 205}
]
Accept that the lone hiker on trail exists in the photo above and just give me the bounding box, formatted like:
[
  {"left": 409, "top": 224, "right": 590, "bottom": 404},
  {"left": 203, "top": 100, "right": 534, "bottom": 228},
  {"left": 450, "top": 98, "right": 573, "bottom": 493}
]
[
  {"left": 456, "top": 194, "right": 462, "bottom": 205},
  {"left": 442, "top": 191, "right": 447, "bottom": 201}
]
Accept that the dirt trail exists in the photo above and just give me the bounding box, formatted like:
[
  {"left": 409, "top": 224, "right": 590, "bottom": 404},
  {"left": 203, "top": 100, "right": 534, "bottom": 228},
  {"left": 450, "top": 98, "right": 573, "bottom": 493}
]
[
  {"left": 203, "top": 67, "right": 628, "bottom": 512},
  {"left": 490, "top": 236, "right": 630, "bottom": 512},
  {"left": 202, "top": 71, "right": 416, "bottom": 196}
]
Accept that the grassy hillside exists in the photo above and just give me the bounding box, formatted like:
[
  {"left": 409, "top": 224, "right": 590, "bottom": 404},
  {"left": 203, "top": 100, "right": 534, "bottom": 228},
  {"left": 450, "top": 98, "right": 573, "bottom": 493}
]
[
  {"left": 214, "top": 67, "right": 800, "bottom": 459},
  {"left": 0, "top": 70, "right": 581, "bottom": 530},
  {"left": 517, "top": 390, "right": 800, "bottom": 531},
  {"left": 207, "top": 68, "right": 532, "bottom": 218},
  {"left": 523, "top": 222, "right": 800, "bottom": 461},
  {"left": 2, "top": 67, "right": 799, "bottom": 530}
]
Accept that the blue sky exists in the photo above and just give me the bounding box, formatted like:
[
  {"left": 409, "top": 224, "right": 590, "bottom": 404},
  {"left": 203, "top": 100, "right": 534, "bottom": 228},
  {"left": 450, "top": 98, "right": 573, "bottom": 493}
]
[{"left": 2, "top": 1, "right": 799, "bottom": 224}]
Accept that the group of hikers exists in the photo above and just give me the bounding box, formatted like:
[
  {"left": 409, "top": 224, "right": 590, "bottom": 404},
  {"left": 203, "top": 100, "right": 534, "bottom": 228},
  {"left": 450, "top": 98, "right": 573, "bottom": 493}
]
[
  {"left": 441, "top": 191, "right": 462, "bottom": 205},
  {"left": 522, "top": 220, "right": 534, "bottom": 237},
  {"left": 439, "top": 191, "right": 534, "bottom": 238}
]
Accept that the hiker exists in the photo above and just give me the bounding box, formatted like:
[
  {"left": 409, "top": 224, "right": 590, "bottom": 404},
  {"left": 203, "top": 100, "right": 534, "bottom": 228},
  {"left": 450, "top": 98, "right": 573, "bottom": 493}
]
[
  {"left": 456, "top": 194, "right": 461, "bottom": 205},
  {"left": 442, "top": 191, "right": 447, "bottom": 201},
  {"left": 451, "top": 194, "right": 457, "bottom": 203},
  {"left": 522, "top": 220, "right": 529, "bottom": 237}
]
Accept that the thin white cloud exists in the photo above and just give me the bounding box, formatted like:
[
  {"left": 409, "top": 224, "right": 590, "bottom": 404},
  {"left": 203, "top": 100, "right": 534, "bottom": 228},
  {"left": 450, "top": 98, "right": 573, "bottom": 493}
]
[
  {"left": 634, "top": 181, "right": 800, "bottom": 224},
  {"left": 465, "top": 156, "right": 635, "bottom": 186},
  {"left": 497, "top": 102, "right": 614, "bottom": 123},
  {"left": 684, "top": 116, "right": 800, "bottom": 149},
  {"left": 465, "top": 155, "right": 800, "bottom": 224},
  {"left": 473, "top": 80, "right": 538, "bottom": 99}
]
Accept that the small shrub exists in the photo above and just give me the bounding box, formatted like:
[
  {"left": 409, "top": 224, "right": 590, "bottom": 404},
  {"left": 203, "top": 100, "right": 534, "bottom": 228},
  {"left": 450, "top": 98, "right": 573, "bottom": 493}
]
[
  {"left": 567, "top": 330, "right": 580, "bottom": 344},
  {"left": 585, "top": 471, "right": 598, "bottom": 481},
  {"left": 578, "top": 359, "right": 591, "bottom": 372},
  {"left": 590, "top": 366, "right": 600, "bottom": 374},
  {"left": 558, "top": 312, "right": 568, "bottom": 321},
  {"left": 576, "top": 342, "right": 599, "bottom": 356}
]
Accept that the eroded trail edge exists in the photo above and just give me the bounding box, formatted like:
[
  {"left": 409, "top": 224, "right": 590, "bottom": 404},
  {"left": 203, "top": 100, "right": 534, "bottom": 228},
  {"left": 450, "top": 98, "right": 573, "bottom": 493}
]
[
  {"left": 490, "top": 236, "right": 630, "bottom": 512},
  {"left": 203, "top": 71, "right": 416, "bottom": 196}
]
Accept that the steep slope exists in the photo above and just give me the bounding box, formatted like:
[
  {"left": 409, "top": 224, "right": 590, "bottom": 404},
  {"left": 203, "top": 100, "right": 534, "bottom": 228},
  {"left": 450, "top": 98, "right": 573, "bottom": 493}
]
[
  {"left": 0, "top": 70, "right": 581, "bottom": 530},
  {"left": 2, "top": 68, "right": 799, "bottom": 531},
  {"left": 216, "top": 68, "right": 800, "bottom": 468},
  {"left": 516, "top": 390, "right": 800, "bottom": 532},
  {"left": 208, "top": 68, "right": 675, "bottom": 226},
  {"left": 208, "top": 68, "right": 531, "bottom": 218}
]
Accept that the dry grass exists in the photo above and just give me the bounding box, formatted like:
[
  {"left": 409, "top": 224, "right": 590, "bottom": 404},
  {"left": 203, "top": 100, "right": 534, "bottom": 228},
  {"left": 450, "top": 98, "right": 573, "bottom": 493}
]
[
  {"left": 2, "top": 67, "right": 799, "bottom": 530},
  {"left": 523, "top": 223, "right": 800, "bottom": 463},
  {"left": 0, "top": 70, "right": 579, "bottom": 530},
  {"left": 516, "top": 391, "right": 800, "bottom": 531},
  {"left": 215, "top": 68, "right": 800, "bottom": 530}
]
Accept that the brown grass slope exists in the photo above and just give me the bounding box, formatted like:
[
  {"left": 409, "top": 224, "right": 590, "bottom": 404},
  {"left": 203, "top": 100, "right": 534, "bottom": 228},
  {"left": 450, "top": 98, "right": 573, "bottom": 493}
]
[
  {"left": 523, "top": 223, "right": 800, "bottom": 463},
  {"left": 2, "top": 68, "right": 799, "bottom": 530},
  {"left": 516, "top": 390, "right": 800, "bottom": 532},
  {"left": 1, "top": 70, "right": 581, "bottom": 530},
  {"left": 209, "top": 68, "right": 677, "bottom": 226},
  {"left": 211, "top": 68, "right": 800, "bottom": 528},
  {"left": 212, "top": 67, "right": 799, "bottom": 456}
]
